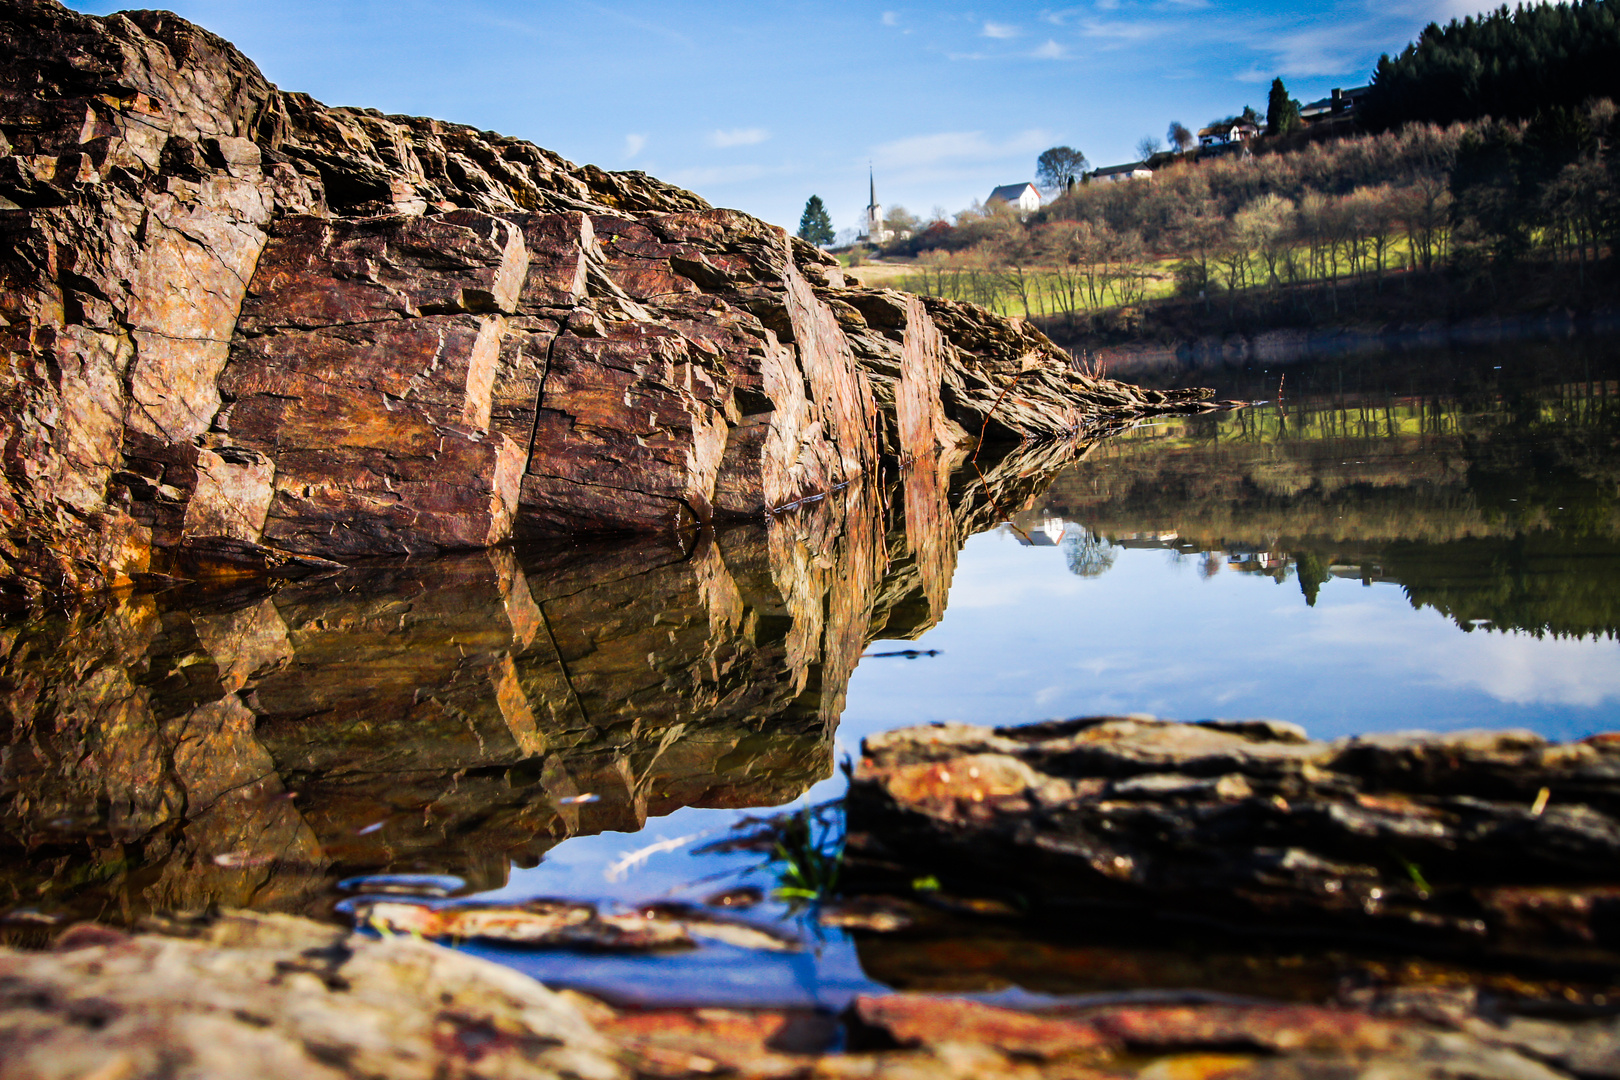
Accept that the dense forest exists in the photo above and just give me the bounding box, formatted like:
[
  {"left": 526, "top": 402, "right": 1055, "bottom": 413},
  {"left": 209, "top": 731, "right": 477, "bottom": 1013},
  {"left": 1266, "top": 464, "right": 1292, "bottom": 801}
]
[
  {"left": 1360, "top": 0, "right": 1620, "bottom": 131},
  {"left": 870, "top": 0, "right": 1620, "bottom": 335}
]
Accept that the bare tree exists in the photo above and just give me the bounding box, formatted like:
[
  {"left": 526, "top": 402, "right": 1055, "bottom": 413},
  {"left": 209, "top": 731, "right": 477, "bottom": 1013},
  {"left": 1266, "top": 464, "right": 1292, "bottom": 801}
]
[
  {"left": 1168, "top": 121, "right": 1195, "bottom": 154},
  {"left": 1234, "top": 194, "right": 1294, "bottom": 286},
  {"left": 1136, "top": 136, "right": 1163, "bottom": 161},
  {"left": 1396, "top": 175, "right": 1451, "bottom": 271},
  {"left": 1036, "top": 146, "right": 1089, "bottom": 194}
]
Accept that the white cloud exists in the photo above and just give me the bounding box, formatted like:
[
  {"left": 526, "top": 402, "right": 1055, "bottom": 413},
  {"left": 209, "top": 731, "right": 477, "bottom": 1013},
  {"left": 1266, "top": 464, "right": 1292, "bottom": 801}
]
[
  {"left": 1405, "top": 0, "right": 1535, "bottom": 20},
  {"left": 667, "top": 162, "right": 799, "bottom": 188},
  {"left": 1032, "top": 39, "right": 1069, "bottom": 59},
  {"left": 623, "top": 133, "right": 646, "bottom": 160},
  {"left": 1079, "top": 18, "right": 1162, "bottom": 41},
  {"left": 1241, "top": 26, "right": 1367, "bottom": 79},
  {"left": 579, "top": 2, "right": 693, "bottom": 47},
  {"left": 871, "top": 128, "right": 1052, "bottom": 171},
  {"left": 706, "top": 127, "right": 770, "bottom": 148},
  {"left": 982, "top": 20, "right": 1019, "bottom": 38},
  {"left": 882, "top": 10, "right": 899, "bottom": 25}
]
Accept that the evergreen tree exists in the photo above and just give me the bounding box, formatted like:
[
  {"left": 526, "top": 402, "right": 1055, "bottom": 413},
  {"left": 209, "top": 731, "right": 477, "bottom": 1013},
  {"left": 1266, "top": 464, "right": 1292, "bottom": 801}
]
[
  {"left": 1266, "top": 77, "right": 1302, "bottom": 136},
  {"left": 797, "top": 195, "right": 835, "bottom": 247},
  {"left": 1361, "top": 0, "right": 1620, "bottom": 132},
  {"left": 1294, "top": 550, "right": 1331, "bottom": 607}
]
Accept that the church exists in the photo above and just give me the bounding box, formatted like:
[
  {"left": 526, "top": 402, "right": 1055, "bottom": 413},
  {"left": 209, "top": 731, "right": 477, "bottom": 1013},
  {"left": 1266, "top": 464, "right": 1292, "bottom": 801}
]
[{"left": 860, "top": 168, "right": 894, "bottom": 244}]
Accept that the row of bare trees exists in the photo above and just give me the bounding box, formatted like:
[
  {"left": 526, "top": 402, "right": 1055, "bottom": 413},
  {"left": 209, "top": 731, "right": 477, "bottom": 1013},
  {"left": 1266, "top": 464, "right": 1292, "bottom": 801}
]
[
  {"left": 902, "top": 220, "right": 1151, "bottom": 319},
  {"left": 897, "top": 178, "right": 1455, "bottom": 320},
  {"left": 893, "top": 108, "right": 1619, "bottom": 319}
]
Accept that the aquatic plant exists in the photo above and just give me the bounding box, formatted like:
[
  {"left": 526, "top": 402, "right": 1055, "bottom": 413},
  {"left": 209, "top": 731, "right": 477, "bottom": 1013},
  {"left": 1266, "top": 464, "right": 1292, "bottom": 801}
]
[{"left": 769, "top": 801, "right": 846, "bottom": 903}]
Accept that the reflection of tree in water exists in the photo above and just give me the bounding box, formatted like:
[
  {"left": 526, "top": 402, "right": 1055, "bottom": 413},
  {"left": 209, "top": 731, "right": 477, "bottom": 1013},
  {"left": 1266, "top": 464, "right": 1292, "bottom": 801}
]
[
  {"left": 1046, "top": 339, "right": 1620, "bottom": 636},
  {"left": 1063, "top": 529, "right": 1118, "bottom": 577},
  {"left": 1294, "top": 551, "right": 1332, "bottom": 607}
]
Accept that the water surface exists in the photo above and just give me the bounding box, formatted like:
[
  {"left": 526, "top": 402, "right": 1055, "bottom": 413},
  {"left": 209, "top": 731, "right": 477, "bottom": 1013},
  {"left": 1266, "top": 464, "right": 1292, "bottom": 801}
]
[{"left": 4, "top": 335, "right": 1619, "bottom": 1005}]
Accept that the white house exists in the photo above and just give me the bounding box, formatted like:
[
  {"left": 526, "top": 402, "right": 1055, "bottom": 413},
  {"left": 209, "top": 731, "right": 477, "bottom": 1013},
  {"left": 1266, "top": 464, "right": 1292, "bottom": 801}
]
[
  {"left": 986, "top": 182, "right": 1041, "bottom": 215},
  {"left": 1090, "top": 162, "right": 1153, "bottom": 184},
  {"left": 1197, "top": 120, "right": 1260, "bottom": 149}
]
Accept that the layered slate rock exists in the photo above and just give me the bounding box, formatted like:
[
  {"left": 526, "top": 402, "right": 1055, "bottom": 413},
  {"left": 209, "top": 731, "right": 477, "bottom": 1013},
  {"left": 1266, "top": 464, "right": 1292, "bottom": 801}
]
[
  {"left": 847, "top": 716, "right": 1620, "bottom": 961},
  {"left": 0, "top": 0, "right": 1218, "bottom": 603},
  {"left": 221, "top": 212, "right": 528, "bottom": 555}
]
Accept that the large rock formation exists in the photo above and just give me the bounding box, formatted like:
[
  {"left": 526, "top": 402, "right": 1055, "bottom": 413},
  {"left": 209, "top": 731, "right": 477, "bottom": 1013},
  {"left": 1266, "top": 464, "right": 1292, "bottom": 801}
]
[{"left": 0, "top": 0, "right": 1213, "bottom": 604}]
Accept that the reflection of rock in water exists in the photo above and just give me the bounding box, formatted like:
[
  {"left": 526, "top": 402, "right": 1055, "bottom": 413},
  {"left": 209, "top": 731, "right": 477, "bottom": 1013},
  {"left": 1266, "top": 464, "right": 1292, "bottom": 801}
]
[{"left": 0, "top": 440, "right": 1091, "bottom": 926}]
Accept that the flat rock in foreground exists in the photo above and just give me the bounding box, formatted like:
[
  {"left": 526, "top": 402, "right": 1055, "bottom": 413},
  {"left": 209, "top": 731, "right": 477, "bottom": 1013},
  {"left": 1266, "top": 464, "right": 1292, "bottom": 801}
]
[
  {"left": 847, "top": 717, "right": 1620, "bottom": 961},
  {"left": 0, "top": 912, "right": 623, "bottom": 1080},
  {"left": 3, "top": 911, "right": 1607, "bottom": 1079}
]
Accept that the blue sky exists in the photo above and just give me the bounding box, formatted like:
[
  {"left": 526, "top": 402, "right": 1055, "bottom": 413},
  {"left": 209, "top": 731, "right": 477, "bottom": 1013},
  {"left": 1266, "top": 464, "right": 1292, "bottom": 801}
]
[{"left": 67, "top": 1, "right": 1497, "bottom": 235}]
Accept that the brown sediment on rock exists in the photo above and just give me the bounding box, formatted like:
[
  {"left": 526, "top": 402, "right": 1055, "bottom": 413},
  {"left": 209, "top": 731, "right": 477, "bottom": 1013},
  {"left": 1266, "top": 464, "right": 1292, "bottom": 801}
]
[
  {"left": 846, "top": 716, "right": 1620, "bottom": 963},
  {"left": 0, "top": 911, "right": 629, "bottom": 1080},
  {"left": 0, "top": 0, "right": 1222, "bottom": 605}
]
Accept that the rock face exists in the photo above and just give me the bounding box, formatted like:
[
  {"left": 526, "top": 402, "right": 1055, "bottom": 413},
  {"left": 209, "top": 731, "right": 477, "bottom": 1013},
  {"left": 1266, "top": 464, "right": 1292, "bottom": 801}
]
[
  {"left": 847, "top": 716, "right": 1620, "bottom": 961},
  {"left": 0, "top": 0, "right": 1214, "bottom": 604}
]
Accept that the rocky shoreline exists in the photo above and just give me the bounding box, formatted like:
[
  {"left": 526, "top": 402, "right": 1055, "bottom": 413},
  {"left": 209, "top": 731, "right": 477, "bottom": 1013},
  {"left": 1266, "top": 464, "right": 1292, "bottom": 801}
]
[
  {"left": 0, "top": 0, "right": 1218, "bottom": 606},
  {"left": 8, "top": 718, "right": 1620, "bottom": 1078}
]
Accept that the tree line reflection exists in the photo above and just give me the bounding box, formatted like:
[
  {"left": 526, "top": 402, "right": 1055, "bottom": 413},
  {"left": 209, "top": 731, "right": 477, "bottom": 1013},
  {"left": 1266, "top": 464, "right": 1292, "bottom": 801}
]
[{"left": 1031, "top": 343, "right": 1620, "bottom": 640}]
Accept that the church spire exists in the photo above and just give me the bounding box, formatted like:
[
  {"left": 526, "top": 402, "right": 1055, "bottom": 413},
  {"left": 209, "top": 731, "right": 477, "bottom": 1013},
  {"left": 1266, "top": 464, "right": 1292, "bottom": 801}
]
[{"left": 869, "top": 166, "right": 876, "bottom": 210}]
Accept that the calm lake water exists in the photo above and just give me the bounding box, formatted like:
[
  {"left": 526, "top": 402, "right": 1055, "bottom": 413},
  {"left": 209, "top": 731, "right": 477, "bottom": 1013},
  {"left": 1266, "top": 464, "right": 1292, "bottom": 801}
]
[
  {"left": 460, "top": 335, "right": 1620, "bottom": 1005},
  {"left": 5, "top": 333, "right": 1620, "bottom": 1006}
]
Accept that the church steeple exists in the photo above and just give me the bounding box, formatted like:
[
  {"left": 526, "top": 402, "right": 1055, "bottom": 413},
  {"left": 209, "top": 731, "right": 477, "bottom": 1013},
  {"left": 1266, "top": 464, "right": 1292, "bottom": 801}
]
[{"left": 863, "top": 165, "right": 890, "bottom": 243}]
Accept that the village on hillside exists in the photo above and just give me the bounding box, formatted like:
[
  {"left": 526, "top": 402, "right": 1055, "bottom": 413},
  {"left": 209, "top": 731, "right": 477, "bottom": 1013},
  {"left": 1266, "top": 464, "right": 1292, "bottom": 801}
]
[
  {"left": 792, "top": 21, "right": 1613, "bottom": 353},
  {"left": 837, "top": 81, "right": 1371, "bottom": 252}
]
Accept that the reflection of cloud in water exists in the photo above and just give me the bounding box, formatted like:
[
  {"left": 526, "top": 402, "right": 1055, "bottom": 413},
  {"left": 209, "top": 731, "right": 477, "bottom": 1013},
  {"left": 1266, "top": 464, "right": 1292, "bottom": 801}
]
[
  {"left": 1309, "top": 597, "right": 1620, "bottom": 708},
  {"left": 847, "top": 535, "right": 1620, "bottom": 747},
  {"left": 947, "top": 540, "right": 1089, "bottom": 609}
]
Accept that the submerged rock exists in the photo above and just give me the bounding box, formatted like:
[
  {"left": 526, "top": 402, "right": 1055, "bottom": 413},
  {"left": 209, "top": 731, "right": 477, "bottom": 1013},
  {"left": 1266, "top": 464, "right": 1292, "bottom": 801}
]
[
  {"left": 846, "top": 717, "right": 1620, "bottom": 962},
  {"left": 354, "top": 899, "right": 697, "bottom": 952},
  {"left": 0, "top": 0, "right": 1219, "bottom": 604}
]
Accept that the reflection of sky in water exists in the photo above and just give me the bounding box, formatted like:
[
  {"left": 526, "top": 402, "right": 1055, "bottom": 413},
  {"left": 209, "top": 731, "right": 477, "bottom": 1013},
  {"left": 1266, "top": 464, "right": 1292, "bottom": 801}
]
[
  {"left": 478, "top": 345, "right": 1620, "bottom": 999},
  {"left": 488, "top": 519, "right": 1620, "bottom": 1003},
  {"left": 469, "top": 803, "right": 890, "bottom": 1008},
  {"left": 842, "top": 531, "right": 1620, "bottom": 748}
]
